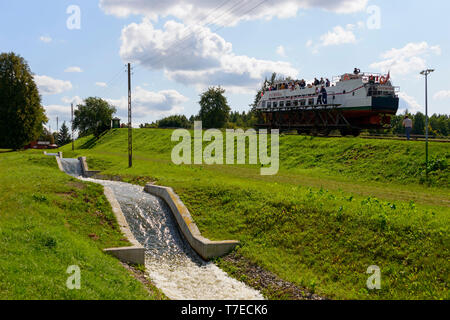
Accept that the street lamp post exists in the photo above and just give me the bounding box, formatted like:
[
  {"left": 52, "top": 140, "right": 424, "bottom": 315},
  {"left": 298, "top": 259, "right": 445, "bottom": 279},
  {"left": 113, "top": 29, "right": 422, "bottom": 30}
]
[{"left": 420, "top": 69, "right": 434, "bottom": 181}]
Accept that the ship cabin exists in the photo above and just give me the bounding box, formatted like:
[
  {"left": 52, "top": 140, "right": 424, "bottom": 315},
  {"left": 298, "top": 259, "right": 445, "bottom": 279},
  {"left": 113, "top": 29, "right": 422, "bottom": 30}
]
[{"left": 257, "top": 71, "right": 399, "bottom": 112}]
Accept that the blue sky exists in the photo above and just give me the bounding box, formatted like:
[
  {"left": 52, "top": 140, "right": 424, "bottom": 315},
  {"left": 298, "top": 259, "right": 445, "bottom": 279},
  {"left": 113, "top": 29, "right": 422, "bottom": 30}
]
[{"left": 1, "top": 0, "right": 448, "bottom": 129}]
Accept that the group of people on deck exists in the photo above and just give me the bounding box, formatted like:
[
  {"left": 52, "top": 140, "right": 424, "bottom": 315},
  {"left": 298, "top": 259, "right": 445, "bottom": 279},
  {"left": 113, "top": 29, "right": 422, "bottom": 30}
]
[
  {"left": 266, "top": 77, "right": 331, "bottom": 92},
  {"left": 265, "top": 77, "right": 330, "bottom": 105},
  {"left": 264, "top": 78, "right": 331, "bottom": 91}
]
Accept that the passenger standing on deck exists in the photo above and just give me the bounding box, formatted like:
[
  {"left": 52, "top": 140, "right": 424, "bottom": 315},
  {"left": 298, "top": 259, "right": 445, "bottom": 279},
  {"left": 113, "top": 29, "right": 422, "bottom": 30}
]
[
  {"left": 320, "top": 86, "right": 328, "bottom": 104},
  {"left": 316, "top": 87, "right": 322, "bottom": 105},
  {"left": 326, "top": 78, "right": 331, "bottom": 87},
  {"left": 402, "top": 116, "right": 413, "bottom": 140}
]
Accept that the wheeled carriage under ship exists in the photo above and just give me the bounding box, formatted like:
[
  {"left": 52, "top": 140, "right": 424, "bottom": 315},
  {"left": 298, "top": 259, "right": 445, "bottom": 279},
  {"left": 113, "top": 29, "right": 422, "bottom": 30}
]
[{"left": 256, "top": 71, "right": 400, "bottom": 136}]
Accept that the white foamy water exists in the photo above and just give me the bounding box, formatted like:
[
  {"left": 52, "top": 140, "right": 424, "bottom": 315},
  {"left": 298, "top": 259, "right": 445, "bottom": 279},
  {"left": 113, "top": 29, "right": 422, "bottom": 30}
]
[{"left": 60, "top": 159, "right": 263, "bottom": 300}]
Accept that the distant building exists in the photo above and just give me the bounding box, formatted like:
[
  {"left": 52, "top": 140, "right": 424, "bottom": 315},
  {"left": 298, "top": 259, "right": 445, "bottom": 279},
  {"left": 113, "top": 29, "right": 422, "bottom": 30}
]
[
  {"left": 112, "top": 118, "right": 121, "bottom": 129},
  {"left": 24, "top": 141, "right": 58, "bottom": 150}
]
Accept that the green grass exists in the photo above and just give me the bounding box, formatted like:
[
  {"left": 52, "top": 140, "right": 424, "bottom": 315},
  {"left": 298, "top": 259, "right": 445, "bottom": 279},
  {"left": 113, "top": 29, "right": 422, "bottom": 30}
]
[
  {"left": 0, "top": 150, "right": 165, "bottom": 300},
  {"left": 59, "top": 129, "right": 449, "bottom": 300}
]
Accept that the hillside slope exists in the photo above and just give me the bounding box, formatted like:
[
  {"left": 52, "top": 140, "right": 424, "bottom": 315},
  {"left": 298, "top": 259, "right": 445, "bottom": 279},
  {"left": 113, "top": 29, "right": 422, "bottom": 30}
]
[
  {"left": 0, "top": 150, "right": 165, "bottom": 300},
  {"left": 65, "top": 129, "right": 449, "bottom": 187},
  {"left": 59, "top": 129, "right": 449, "bottom": 299}
]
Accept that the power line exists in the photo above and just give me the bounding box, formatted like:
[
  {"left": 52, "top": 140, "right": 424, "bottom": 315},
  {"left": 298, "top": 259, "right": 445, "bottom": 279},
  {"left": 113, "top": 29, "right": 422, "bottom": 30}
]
[
  {"left": 131, "top": 0, "right": 238, "bottom": 73},
  {"left": 99, "top": 0, "right": 268, "bottom": 101},
  {"left": 133, "top": 0, "right": 265, "bottom": 75},
  {"left": 95, "top": 65, "right": 128, "bottom": 98}
]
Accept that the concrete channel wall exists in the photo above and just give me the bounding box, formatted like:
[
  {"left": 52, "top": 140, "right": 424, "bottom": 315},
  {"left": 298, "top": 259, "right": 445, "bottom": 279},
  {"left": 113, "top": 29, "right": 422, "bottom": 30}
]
[
  {"left": 144, "top": 184, "right": 239, "bottom": 260},
  {"left": 78, "top": 157, "right": 101, "bottom": 177},
  {"left": 55, "top": 154, "right": 238, "bottom": 262},
  {"left": 102, "top": 187, "right": 145, "bottom": 265},
  {"left": 54, "top": 154, "right": 145, "bottom": 265},
  {"left": 55, "top": 155, "right": 64, "bottom": 171}
]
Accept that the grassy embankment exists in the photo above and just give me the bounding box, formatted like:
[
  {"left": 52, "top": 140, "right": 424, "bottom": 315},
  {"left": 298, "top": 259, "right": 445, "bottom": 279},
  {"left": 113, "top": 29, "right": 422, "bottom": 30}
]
[
  {"left": 0, "top": 150, "right": 166, "bottom": 300},
  {"left": 60, "top": 128, "right": 449, "bottom": 300}
]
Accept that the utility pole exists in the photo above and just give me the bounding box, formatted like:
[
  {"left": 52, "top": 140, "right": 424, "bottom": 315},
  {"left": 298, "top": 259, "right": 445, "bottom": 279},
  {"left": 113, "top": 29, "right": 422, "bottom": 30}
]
[
  {"left": 128, "top": 63, "right": 133, "bottom": 168},
  {"left": 420, "top": 69, "right": 434, "bottom": 181},
  {"left": 71, "top": 103, "right": 74, "bottom": 151},
  {"left": 56, "top": 116, "right": 59, "bottom": 133}
]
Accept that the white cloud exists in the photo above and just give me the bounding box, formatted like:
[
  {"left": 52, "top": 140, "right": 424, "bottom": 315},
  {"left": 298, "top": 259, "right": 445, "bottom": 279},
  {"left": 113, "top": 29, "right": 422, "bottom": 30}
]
[
  {"left": 276, "top": 45, "right": 287, "bottom": 57},
  {"left": 39, "top": 36, "right": 52, "bottom": 43},
  {"left": 44, "top": 97, "right": 84, "bottom": 122},
  {"left": 43, "top": 105, "right": 72, "bottom": 121},
  {"left": 433, "top": 90, "right": 450, "bottom": 100},
  {"left": 34, "top": 75, "right": 73, "bottom": 95},
  {"left": 120, "top": 19, "right": 298, "bottom": 93},
  {"left": 62, "top": 96, "right": 83, "bottom": 106},
  {"left": 99, "top": 0, "right": 368, "bottom": 25},
  {"left": 44, "top": 105, "right": 70, "bottom": 114},
  {"left": 306, "top": 24, "right": 357, "bottom": 53},
  {"left": 106, "top": 86, "right": 188, "bottom": 119},
  {"left": 65, "top": 66, "right": 83, "bottom": 73},
  {"left": 319, "top": 24, "right": 357, "bottom": 46},
  {"left": 398, "top": 92, "right": 422, "bottom": 114},
  {"left": 95, "top": 82, "right": 108, "bottom": 87},
  {"left": 370, "top": 42, "right": 441, "bottom": 77}
]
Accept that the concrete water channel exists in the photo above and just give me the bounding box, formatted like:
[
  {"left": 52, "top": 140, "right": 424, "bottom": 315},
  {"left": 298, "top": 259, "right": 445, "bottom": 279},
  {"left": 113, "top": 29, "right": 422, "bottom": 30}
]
[{"left": 59, "top": 158, "right": 263, "bottom": 300}]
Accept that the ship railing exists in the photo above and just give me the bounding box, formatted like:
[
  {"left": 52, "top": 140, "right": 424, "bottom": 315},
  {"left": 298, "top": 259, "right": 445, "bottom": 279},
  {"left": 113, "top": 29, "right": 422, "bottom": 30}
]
[
  {"left": 257, "top": 103, "right": 342, "bottom": 112},
  {"left": 333, "top": 72, "right": 387, "bottom": 83}
]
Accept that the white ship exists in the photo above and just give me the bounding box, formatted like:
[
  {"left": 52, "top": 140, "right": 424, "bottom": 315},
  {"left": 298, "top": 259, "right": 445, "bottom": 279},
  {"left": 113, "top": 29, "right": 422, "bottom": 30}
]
[{"left": 256, "top": 70, "right": 400, "bottom": 136}]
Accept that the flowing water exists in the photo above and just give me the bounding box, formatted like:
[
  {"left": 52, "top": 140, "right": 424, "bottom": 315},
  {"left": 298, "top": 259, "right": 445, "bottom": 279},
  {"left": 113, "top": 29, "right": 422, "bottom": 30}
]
[
  {"left": 60, "top": 158, "right": 83, "bottom": 175},
  {"left": 59, "top": 158, "right": 263, "bottom": 300}
]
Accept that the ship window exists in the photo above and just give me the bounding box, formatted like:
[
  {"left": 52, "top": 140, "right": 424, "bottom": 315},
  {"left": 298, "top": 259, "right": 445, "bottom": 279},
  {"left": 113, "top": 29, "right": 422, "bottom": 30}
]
[
  {"left": 308, "top": 98, "right": 314, "bottom": 105},
  {"left": 279, "top": 101, "right": 285, "bottom": 107},
  {"left": 300, "top": 99, "right": 306, "bottom": 106},
  {"left": 261, "top": 101, "right": 266, "bottom": 108},
  {"left": 266, "top": 101, "right": 271, "bottom": 108},
  {"left": 273, "top": 101, "right": 278, "bottom": 108},
  {"left": 293, "top": 100, "right": 299, "bottom": 107},
  {"left": 286, "top": 100, "right": 291, "bottom": 107}
]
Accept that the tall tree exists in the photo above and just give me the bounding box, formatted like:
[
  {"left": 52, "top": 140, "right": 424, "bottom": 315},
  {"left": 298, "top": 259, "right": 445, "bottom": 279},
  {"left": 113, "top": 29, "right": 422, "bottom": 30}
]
[
  {"left": 198, "top": 87, "right": 231, "bottom": 128},
  {"left": 251, "top": 72, "right": 277, "bottom": 111},
  {"left": 412, "top": 112, "right": 425, "bottom": 135},
  {"left": 57, "top": 122, "right": 71, "bottom": 146},
  {"left": 0, "top": 52, "right": 47, "bottom": 149},
  {"left": 73, "top": 97, "right": 116, "bottom": 138},
  {"left": 157, "top": 115, "right": 191, "bottom": 128}
]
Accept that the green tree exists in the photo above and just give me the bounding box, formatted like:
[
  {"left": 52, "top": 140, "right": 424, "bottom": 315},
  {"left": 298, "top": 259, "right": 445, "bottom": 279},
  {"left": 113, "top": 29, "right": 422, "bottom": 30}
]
[
  {"left": 157, "top": 115, "right": 190, "bottom": 128},
  {"left": 251, "top": 72, "right": 277, "bottom": 111},
  {"left": 57, "top": 122, "right": 72, "bottom": 146},
  {"left": 430, "top": 114, "right": 449, "bottom": 136},
  {"left": 73, "top": 97, "right": 116, "bottom": 138},
  {"left": 412, "top": 112, "right": 425, "bottom": 135},
  {"left": 198, "top": 87, "right": 231, "bottom": 128},
  {"left": 39, "top": 127, "right": 54, "bottom": 144},
  {"left": 390, "top": 114, "right": 404, "bottom": 135},
  {"left": 0, "top": 52, "right": 47, "bottom": 149},
  {"left": 228, "top": 110, "right": 258, "bottom": 128}
]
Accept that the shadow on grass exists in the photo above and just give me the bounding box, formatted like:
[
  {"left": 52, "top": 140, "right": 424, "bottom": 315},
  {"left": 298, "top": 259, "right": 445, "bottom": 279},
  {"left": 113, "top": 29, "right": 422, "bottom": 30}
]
[
  {"left": 79, "top": 137, "right": 98, "bottom": 149},
  {"left": 78, "top": 131, "right": 109, "bottom": 149}
]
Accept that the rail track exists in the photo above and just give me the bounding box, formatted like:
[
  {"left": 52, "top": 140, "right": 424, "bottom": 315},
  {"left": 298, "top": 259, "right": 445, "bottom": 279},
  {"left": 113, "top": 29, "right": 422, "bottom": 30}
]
[{"left": 283, "top": 133, "right": 450, "bottom": 142}]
